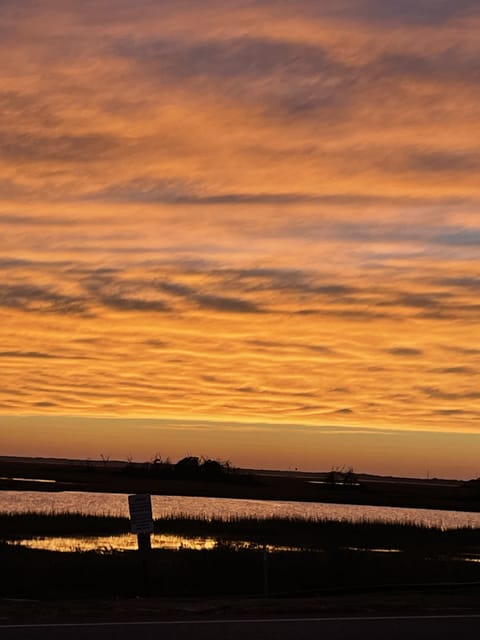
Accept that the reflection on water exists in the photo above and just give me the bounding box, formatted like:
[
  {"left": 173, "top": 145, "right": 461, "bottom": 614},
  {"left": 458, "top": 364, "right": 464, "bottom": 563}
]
[
  {"left": 308, "top": 481, "right": 361, "bottom": 487},
  {"left": 458, "top": 555, "right": 480, "bottom": 564},
  {"left": 0, "top": 477, "right": 56, "bottom": 483},
  {"left": 1, "top": 490, "right": 480, "bottom": 529},
  {"left": 7, "top": 534, "right": 216, "bottom": 552},
  {"left": 8, "top": 536, "right": 480, "bottom": 562},
  {"left": 344, "top": 547, "right": 402, "bottom": 553},
  {"left": 6, "top": 534, "right": 305, "bottom": 553}
]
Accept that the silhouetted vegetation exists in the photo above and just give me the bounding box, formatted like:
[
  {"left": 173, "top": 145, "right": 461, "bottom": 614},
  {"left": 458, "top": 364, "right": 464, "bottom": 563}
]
[
  {"left": 1, "top": 541, "right": 480, "bottom": 600},
  {"left": 154, "top": 515, "right": 480, "bottom": 554},
  {"left": 117, "top": 454, "right": 256, "bottom": 484},
  {"left": 0, "top": 512, "right": 128, "bottom": 538},
  {"left": 326, "top": 466, "right": 360, "bottom": 487},
  {"left": 2, "top": 512, "right": 480, "bottom": 599},
  {"left": 2, "top": 512, "right": 480, "bottom": 554}
]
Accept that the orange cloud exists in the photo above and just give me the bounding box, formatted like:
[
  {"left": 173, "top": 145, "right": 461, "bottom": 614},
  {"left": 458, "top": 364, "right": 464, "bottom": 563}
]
[{"left": 1, "top": 1, "right": 479, "bottom": 474}]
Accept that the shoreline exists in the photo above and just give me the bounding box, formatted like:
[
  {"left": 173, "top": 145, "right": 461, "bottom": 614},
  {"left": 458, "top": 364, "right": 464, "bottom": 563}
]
[
  {"left": 1, "top": 457, "right": 479, "bottom": 513},
  {"left": 1, "top": 479, "right": 479, "bottom": 515}
]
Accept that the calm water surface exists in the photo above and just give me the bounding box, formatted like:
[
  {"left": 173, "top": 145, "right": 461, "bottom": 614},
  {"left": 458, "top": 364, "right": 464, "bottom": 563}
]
[
  {"left": 6, "top": 534, "right": 217, "bottom": 552},
  {"left": 5, "top": 534, "right": 306, "bottom": 553},
  {"left": 1, "top": 490, "right": 480, "bottom": 529}
]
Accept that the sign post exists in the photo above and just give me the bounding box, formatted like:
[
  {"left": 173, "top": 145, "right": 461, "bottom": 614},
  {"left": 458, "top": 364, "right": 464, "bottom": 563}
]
[
  {"left": 128, "top": 493, "right": 154, "bottom": 545},
  {"left": 128, "top": 494, "right": 154, "bottom": 593},
  {"left": 263, "top": 544, "right": 269, "bottom": 597}
]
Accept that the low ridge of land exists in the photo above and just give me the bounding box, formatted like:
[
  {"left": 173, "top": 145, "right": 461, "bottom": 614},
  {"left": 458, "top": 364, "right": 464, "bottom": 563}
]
[{"left": 1, "top": 456, "right": 479, "bottom": 512}]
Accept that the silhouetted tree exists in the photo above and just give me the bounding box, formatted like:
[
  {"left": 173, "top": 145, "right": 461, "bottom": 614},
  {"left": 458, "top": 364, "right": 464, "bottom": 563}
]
[
  {"left": 175, "top": 456, "right": 200, "bottom": 478},
  {"left": 152, "top": 452, "right": 162, "bottom": 466},
  {"left": 326, "top": 468, "right": 340, "bottom": 487},
  {"left": 344, "top": 467, "right": 358, "bottom": 485},
  {"left": 201, "top": 458, "right": 223, "bottom": 479}
]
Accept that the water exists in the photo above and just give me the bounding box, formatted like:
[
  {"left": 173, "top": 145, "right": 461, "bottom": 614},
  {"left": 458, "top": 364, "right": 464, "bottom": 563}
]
[
  {"left": 6, "top": 534, "right": 217, "bottom": 553},
  {"left": 4, "top": 534, "right": 304, "bottom": 553},
  {"left": 1, "top": 490, "right": 480, "bottom": 529},
  {"left": 0, "top": 477, "right": 56, "bottom": 484}
]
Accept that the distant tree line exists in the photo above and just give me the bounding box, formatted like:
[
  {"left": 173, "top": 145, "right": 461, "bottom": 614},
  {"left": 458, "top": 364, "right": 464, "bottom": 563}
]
[
  {"left": 120, "top": 454, "right": 255, "bottom": 483},
  {"left": 325, "top": 466, "right": 359, "bottom": 487}
]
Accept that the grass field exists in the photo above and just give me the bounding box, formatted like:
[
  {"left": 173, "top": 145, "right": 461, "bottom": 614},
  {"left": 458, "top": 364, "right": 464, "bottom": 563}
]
[
  {"left": 1, "top": 512, "right": 480, "bottom": 599},
  {"left": 2, "top": 511, "right": 480, "bottom": 550}
]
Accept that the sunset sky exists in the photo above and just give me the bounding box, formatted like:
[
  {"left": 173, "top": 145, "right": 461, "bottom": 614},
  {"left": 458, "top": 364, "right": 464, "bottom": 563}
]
[{"left": 1, "top": 1, "right": 479, "bottom": 478}]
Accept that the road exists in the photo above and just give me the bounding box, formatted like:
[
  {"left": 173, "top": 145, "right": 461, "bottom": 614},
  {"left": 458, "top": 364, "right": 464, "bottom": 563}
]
[{"left": 2, "top": 615, "right": 480, "bottom": 639}]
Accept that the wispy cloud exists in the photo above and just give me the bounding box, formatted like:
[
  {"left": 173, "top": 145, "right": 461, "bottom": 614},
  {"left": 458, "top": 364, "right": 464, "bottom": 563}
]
[
  {"left": 388, "top": 347, "right": 424, "bottom": 357},
  {"left": 0, "top": 351, "right": 58, "bottom": 359},
  {"left": 0, "top": 0, "right": 479, "bottom": 472}
]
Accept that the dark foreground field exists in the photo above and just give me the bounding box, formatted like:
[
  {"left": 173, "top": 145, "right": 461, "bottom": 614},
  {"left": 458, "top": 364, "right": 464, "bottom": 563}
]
[
  {"left": 1, "top": 513, "right": 480, "bottom": 601},
  {"left": 3, "top": 539, "right": 480, "bottom": 598},
  {"left": 2, "top": 457, "right": 480, "bottom": 623},
  {"left": 2, "top": 513, "right": 480, "bottom": 626}
]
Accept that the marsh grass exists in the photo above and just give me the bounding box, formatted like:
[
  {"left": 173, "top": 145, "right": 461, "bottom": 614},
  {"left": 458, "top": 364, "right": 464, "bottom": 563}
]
[
  {"left": 2, "top": 511, "right": 480, "bottom": 554},
  {"left": 1, "top": 512, "right": 480, "bottom": 599},
  {"left": 154, "top": 514, "right": 480, "bottom": 551}
]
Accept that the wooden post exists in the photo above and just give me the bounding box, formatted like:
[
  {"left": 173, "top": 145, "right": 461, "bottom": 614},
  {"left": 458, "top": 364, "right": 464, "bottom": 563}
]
[
  {"left": 128, "top": 494, "right": 154, "bottom": 596},
  {"left": 137, "top": 533, "right": 152, "bottom": 595},
  {"left": 263, "top": 545, "right": 269, "bottom": 597},
  {"left": 137, "top": 532, "right": 152, "bottom": 552}
]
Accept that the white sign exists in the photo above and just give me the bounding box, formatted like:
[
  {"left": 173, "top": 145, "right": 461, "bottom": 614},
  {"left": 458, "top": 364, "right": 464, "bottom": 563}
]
[{"left": 128, "top": 494, "right": 154, "bottom": 534}]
